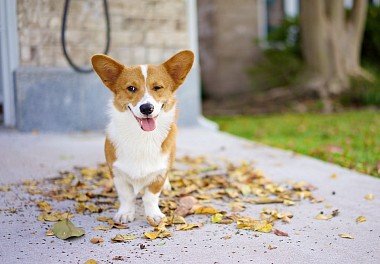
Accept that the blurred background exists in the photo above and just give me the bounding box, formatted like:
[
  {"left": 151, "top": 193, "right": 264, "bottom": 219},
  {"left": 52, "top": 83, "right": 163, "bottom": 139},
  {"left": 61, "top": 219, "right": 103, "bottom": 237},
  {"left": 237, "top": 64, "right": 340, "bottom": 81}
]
[{"left": 0, "top": 0, "right": 379, "bottom": 176}]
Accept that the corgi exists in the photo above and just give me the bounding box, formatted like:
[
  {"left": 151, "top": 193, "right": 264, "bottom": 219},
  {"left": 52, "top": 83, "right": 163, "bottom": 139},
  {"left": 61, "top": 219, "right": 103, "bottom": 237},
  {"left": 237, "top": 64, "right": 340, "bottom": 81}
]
[{"left": 91, "top": 50, "right": 194, "bottom": 223}]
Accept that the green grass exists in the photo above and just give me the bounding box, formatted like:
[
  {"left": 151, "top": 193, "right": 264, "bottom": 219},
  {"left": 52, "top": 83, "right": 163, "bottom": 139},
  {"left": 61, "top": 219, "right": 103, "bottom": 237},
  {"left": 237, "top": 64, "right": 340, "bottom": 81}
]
[{"left": 210, "top": 110, "right": 380, "bottom": 177}]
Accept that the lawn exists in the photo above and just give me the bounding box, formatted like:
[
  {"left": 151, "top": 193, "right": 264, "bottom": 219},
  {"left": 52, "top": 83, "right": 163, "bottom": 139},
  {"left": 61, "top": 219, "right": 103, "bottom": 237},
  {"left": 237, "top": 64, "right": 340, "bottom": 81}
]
[{"left": 210, "top": 110, "right": 380, "bottom": 177}]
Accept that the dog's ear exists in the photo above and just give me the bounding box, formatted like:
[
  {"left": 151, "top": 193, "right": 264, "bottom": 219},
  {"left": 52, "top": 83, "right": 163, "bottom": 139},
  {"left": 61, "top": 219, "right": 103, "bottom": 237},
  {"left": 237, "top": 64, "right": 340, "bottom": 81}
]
[
  {"left": 163, "top": 50, "right": 194, "bottom": 90},
  {"left": 91, "top": 54, "right": 124, "bottom": 93}
]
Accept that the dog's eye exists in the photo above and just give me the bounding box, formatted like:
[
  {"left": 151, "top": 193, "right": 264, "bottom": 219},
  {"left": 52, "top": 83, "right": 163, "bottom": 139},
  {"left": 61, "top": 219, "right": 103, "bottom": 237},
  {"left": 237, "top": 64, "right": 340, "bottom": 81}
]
[
  {"left": 153, "top": 86, "right": 163, "bottom": 91},
  {"left": 127, "top": 86, "right": 137, "bottom": 93}
]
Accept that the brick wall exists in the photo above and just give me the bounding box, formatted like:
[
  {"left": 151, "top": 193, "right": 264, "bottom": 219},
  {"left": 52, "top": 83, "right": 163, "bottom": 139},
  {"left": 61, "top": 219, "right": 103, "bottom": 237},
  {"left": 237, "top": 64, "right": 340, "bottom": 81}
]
[{"left": 17, "top": 0, "right": 190, "bottom": 67}]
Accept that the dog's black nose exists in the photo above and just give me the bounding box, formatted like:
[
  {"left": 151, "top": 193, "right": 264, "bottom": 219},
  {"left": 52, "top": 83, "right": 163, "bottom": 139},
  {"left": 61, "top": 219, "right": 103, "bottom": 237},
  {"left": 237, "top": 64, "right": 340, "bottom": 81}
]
[{"left": 140, "top": 103, "right": 154, "bottom": 115}]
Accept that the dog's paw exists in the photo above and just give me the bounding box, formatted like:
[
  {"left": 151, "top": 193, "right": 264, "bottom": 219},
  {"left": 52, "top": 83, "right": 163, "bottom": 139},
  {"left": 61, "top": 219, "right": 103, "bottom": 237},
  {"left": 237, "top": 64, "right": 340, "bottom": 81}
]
[
  {"left": 113, "top": 208, "right": 135, "bottom": 223},
  {"left": 146, "top": 209, "right": 165, "bottom": 223}
]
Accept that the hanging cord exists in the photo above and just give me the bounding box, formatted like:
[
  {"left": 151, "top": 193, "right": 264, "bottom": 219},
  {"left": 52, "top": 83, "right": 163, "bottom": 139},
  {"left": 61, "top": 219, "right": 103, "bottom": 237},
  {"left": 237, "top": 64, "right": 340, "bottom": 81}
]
[{"left": 61, "top": 0, "right": 111, "bottom": 73}]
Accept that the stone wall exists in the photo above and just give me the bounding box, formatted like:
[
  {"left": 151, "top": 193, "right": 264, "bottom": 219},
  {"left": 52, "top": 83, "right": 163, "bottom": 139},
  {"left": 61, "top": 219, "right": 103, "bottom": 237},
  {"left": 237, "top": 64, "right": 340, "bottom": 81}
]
[
  {"left": 198, "top": 0, "right": 262, "bottom": 98},
  {"left": 17, "top": 0, "right": 190, "bottom": 67}
]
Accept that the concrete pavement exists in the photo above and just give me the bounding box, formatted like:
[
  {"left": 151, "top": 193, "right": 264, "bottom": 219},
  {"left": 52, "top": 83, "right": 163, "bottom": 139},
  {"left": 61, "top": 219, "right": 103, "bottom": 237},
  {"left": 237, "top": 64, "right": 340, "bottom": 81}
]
[{"left": 0, "top": 127, "right": 379, "bottom": 263}]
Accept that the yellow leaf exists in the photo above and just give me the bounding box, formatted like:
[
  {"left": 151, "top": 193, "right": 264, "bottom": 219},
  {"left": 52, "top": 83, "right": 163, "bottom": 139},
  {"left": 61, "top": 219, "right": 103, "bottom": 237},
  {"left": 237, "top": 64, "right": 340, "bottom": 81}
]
[
  {"left": 237, "top": 218, "right": 273, "bottom": 233},
  {"left": 194, "top": 206, "right": 219, "bottom": 215},
  {"left": 211, "top": 213, "right": 223, "bottom": 223},
  {"left": 80, "top": 168, "right": 98, "bottom": 179},
  {"left": 339, "top": 233, "right": 354, "bottom": 239},
  {"left": 176, "top": 223, "right": 202, "bottom": 231},
  {"left": 144, "top": 229, "right": 171, "bottom": 240},
  {"left": 330, "top": 173, "right": 337, "bottom": 179},
  {"left": 36, "top": 201, "right": 52, "bottom": 212},
  {"left": 315, "top": 213, "right": 333, "bottom": 220},
  {"left": 84, "top": 259, "right": 97, "bottom": 264},
  {"left": 283, "top": 199, "right": 295, "bottom": 206},
  {"left": 111, "top": 234, "right": 136, "bottom": 242},
  {"left": 364, "top": 193, "right": 375, "bottom": 201},
  {"left": 93, "top": 225, "right": 111, "bottom": 231},
  {"left": 356, "top": 216, "right": 366, "bottom": 223}
]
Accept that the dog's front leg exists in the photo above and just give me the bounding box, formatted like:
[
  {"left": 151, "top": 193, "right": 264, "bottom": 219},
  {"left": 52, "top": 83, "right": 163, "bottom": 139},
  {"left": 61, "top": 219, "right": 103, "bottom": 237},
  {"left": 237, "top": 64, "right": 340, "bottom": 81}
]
[
  {"left": 143, "top": 175, "right": 166, "bottom": 222},
  {"left": 113, "top": 170, "right": 136, "bottom": 223}
]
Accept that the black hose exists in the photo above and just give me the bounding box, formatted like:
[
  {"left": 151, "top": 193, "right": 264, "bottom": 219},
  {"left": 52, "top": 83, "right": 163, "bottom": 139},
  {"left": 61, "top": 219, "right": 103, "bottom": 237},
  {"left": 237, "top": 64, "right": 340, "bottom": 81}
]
[{"left": 61, "top": 0, "right": 111, "bottom": 73}]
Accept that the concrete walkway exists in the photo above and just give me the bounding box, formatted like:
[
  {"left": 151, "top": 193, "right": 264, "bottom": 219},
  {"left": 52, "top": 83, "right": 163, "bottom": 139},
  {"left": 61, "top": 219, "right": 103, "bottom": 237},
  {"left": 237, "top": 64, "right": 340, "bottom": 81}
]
[{"left": 0, "top": 128, "right": 379, "bottom": 263}]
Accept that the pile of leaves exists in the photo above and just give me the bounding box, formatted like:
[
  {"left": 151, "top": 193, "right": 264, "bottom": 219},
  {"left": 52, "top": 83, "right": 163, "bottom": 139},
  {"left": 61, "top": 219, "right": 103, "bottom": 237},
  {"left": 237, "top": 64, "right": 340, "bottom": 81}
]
[{"left": 25, "top": 156, "right": 325, "bottom": 241}]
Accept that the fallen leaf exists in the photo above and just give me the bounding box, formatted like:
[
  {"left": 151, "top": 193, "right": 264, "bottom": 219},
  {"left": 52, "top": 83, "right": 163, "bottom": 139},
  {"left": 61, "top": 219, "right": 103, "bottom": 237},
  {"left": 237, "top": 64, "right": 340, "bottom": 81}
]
[
  {"left": 251, "top": 197, "right": 283, "bottom": 204},
  {"left": 36, "top": 201, "right": 52, "bottom": 212},
  {"left": 144, "top": 229, "right": 171, "bottom": 240},
  {"left": 211, "top": 213, "right": 223, "bottom": 224},
  {"left": 364, "top": 193, "right": 375, "bottom": 201},
  {"left": 229, "top": 202, "right": 245, "bottom": 212},
  {"left": 273, "top": 229, "right": 289, "bottom": 237},
  {"left": 84, "top": 259, "right": 97, "bottom": 264},
  {"left": 176, "top": 223, "right": 202, "bottom": 231},
  {"left": 111, "top": 234, "right": 136, "bottom": 242},
  {"left": 268, "top": 244, "right": 277, "bottom": 250},
  {"left": 211, "top": 213, "right": 234, "bottom": 224},
  {"left": 330, "top": 173, "right": 337, "bottom": 179},
  {"left": 45, "top": 229, "right": 54, "bottom": 236},
  {"left": 90, "top": 237, "right": 104, "bottom": 244},
  {"left": 38, "top": 211, "right": 73, "bottom": 222},
  {"left": 315, "top": 209, "right": 339, "bottom": 220},
  {"left": 93, "top": 225, "right": 111, "bottom": 231},
  {"left": 315, "top": 213, "right": 333, "bottom": 220},
  {"left": 237, "top": 218, "right": 273, "bottom": 233},
  {"left": 194, "top": 205, "right": 219, "bottom": 215},
  {"left": 356, "top": 216, "right": 366, "bottom": 223},
  {"left": 283, "top": 199, "right": 295, "bottom": 206},
  {"left": 0, "top": 185, "right": 11, "bottom": 192},
  {"left": 222, "top": 235, "right": 232, "bottom": 240},
  {"left": 339, "top": 233, "right": 354, "bottom": 239},
  {"left": 52, "top": 219, "right": 85, "bottom": 240}
]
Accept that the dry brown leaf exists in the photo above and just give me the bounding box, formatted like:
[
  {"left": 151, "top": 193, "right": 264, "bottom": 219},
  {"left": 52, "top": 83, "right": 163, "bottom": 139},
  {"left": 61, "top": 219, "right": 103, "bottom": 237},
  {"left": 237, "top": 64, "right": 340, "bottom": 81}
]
[
  {"left": 90, "top": 237, "right": 104, "bottom": 244},
  {"left": 111, "top": 234, "right": 136, "bottom": 242},
  {"left": 176, "top": 223, "right": 202, "bottom": 231},
  {"left": 339, "top": 233, "right": 354, "bottom": 239},
  {"left": 268, "top": 244, "right": 277, "bottom": 250},
  {"left": 273, "top": 229, "right": 289, "bottom": 237}
]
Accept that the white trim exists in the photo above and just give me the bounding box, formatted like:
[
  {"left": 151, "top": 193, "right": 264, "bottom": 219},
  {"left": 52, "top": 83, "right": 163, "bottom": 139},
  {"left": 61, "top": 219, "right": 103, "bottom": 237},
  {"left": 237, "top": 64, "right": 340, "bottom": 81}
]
[
  {"left": 0, "top": 0, "right": 19, "bottom": 127},
  {"left": 257, "top": 0, "right": 268, "bottom": 39},
  {"left": 186, "top": 0, "right": 200, "bottom": 66},
  {"left": 284, "top": 0, "right": 299, "bottom": 17}
]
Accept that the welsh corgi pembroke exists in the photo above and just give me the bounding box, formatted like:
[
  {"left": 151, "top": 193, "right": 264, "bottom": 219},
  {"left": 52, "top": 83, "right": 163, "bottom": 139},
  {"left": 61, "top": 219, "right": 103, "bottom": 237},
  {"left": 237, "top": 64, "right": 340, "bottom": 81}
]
[{"left": 91, "top": 50, "right": 194, "bottom": 223}]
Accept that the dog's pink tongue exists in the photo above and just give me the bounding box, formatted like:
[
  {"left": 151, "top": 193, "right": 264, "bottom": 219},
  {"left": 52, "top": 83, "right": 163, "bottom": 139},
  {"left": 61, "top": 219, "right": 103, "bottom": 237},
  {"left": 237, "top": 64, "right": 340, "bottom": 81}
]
[{"left": 140, "top": 118, "right": 156, "bottom": 131}]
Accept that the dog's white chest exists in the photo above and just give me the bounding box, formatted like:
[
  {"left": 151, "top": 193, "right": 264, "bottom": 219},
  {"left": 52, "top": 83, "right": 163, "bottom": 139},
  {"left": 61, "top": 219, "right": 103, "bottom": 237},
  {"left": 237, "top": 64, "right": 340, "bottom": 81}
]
[
  {"left": 114, "top": 137, "right": 169, "bottom": 181},
  {"left": 107, "top": 102, "right": 175, "bottom": 193}
]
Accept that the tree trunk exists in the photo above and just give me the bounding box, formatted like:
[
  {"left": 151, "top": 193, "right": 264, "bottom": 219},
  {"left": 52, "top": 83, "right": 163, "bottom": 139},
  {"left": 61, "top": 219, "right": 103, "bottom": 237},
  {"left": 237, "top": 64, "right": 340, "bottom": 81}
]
[{"left": 300, "top": 0, "right": 370, "bottom": 112}]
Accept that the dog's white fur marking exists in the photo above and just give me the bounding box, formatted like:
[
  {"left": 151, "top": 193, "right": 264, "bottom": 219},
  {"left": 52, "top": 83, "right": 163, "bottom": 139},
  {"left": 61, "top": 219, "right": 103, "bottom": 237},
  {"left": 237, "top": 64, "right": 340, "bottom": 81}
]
[{"left": 107, "top": 65, "right": 176, "bottom": 222}]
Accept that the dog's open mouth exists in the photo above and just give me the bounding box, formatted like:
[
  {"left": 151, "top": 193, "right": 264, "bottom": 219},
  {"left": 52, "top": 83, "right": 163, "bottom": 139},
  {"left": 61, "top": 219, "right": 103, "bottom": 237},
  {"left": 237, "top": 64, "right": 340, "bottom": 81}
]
[
  {"left": 135, "top": 116, "right": 157, "bottom": 131},
  {"left": 128, "top": 106, "right": 158, "bottom": 132}
]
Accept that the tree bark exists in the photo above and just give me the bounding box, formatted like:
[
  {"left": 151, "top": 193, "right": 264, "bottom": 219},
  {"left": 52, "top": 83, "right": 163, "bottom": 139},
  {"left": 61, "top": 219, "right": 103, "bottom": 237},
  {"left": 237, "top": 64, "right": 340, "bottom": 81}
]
[{"left": 300, "top": 0, "right": 370, "bottom": 112}]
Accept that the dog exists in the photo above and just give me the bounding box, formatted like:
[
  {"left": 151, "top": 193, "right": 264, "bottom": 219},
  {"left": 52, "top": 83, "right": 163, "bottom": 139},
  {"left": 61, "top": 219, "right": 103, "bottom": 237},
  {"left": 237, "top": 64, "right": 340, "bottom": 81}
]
[{"left": 91, "top": 50, "right": 194, "bottom": 223}]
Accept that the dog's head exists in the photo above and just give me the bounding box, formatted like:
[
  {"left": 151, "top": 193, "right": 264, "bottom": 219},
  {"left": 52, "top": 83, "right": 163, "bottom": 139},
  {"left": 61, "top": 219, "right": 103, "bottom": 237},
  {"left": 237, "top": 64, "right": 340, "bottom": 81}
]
[{"left": 91, "top": 50, "right": 194, "bottom": 131}]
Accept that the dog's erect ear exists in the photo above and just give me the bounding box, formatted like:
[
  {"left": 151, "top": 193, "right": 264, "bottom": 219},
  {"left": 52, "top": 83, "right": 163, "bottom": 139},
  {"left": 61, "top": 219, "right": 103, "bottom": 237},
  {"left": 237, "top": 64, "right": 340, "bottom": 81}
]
[
  {"left": 91, "top": 54, "right": 124, "bottom": 92},
  {"left": 163, "top": 50, "right": 194, "bottom": 89}
]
